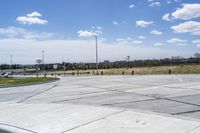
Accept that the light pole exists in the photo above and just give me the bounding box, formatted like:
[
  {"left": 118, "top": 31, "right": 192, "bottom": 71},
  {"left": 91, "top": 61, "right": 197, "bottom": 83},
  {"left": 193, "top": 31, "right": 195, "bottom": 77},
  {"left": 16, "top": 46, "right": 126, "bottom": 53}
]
[
  {"left": 10, "top": 54, "right": 12, "bottom": 70},
  {"left": 36, "top": 59, "right": 42, "bottom": 78},
  {"left": 42, "top": 51, "right": 46, "bottom": 77},
  {"left": 126, "top": 56, "right": 130, "bottom": 69},
  {"left": 79, "top": 31, "right": 99, "bottom": 75},
  {"left": 62, "top": 57, "right": 64, "bottom": 64},
  {"left": 94, "top": 35, "right": 99, "bottom": 75}
]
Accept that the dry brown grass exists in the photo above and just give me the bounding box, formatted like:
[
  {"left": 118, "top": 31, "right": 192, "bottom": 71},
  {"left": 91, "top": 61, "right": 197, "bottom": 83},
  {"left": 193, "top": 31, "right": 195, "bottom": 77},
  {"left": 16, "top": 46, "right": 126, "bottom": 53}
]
[{"left": 47, "top": 64, "right": 200, "bottom": 75}]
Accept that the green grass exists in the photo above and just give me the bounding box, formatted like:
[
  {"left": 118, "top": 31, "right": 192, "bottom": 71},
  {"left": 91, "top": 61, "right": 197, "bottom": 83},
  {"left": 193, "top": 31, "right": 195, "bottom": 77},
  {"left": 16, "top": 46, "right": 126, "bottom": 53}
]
[{"left": 0, "top": 77, "right": 54, "bottom": 87}]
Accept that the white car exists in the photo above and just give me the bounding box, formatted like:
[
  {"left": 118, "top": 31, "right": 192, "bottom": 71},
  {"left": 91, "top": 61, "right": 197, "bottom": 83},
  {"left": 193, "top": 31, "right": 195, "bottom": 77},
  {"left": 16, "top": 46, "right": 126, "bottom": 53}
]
[{"left": 0, "top": 72, "right": 13, "bottom": 77}]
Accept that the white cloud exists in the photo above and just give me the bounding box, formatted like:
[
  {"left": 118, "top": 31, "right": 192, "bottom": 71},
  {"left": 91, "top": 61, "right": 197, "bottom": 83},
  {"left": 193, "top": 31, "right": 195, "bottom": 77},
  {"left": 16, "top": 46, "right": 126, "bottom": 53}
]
[
  {"left": 154, "top": 43, "right": 163, "bottom": 46},
  {"left": 167, "top": 38, "right": 187, "bottom": 46},
  {"left": 0, "top": 27, "right": 192, "bottom": 64},
  {"left": 97, "top": 26, "right": 102, "bottom": 30},
  {"left": 95, "top": 30, "right": 103, "bottom": 34},
  {"left": 133, "top": 40, "right": 143, "bottom": 44},
  {"left": 172, "top": 4, "right": 200, "bottom": 20},
  {"left": 149, "top": 2, "right": 161, "bottom": 7},
  {"left": 77, "top": 30, "right": 97, "bottom": 38},
  {"left": 113, "top": 21, "right": 119, "bottom": 26},
  {"left": 27, "top": 11, "right": 42, "bottom": 17},
  {"left": 91, "top": 26, "right": 103, "bottom": 34},
  {"left": 167, "top": 0, "right": 181, "bottom": 4},
  {"left": 162, "top": 13, "right": 172, "bottom": 21},
  {"left": 171, "top": 21, "right": 200, "bottom": 36},
  {"left": 113, "top": 21, "right": 128, "bottom": 26},
  {"left": 150, "top": 30, "right": 163, "bottom": 35},
  {"left": 116, "top": 37, "right": 142, "bottom": 45},
  {"left": 77, "top": 26, "right": 103, "bottom": 38},
  {"left": 129, "top": 4, "right": 135, "bottom": 9},
  {"left": 17, "top": 11, "right": 48, "bottom": 25},
  {"left": 192, "top": 40, "right": 200, "bottom": 48},
  {"left": 174, "top": 0, "right": 181, "bottom": 2},
  {"left": 0, "top": 38, "right": 183, "bottom": 64},
  {"left": 0, "top": 27, "right": 56, "bottom": 40},
  {"left": 147, "top": 0, "right": 161, "bottom": 7},
  {"left": 138, "top": 36, "right": 146, "bottom": 39},
  {"left": 136, "top": 20, "right": 154, "bottom": 27},
  {"left": 17, "top": 17, "right": 48, "bottom": 25},
  {"left": 116, "top": 38, "right": 126, "bottom": 42},
  {"left": 116, "top": 37, "right": 132, "bottom": 45}
]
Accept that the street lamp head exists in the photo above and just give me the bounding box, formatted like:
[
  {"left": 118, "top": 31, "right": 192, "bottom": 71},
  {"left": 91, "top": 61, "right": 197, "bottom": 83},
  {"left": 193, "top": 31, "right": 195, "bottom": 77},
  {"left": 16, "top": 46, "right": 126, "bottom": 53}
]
[{"left": 91, "top": 33, "right": 97, "bottom": 38}]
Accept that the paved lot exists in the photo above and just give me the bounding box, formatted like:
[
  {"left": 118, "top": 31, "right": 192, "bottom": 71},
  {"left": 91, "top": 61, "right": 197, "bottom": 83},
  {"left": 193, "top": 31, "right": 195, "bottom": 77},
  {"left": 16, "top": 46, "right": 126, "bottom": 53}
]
[{"left": 1, "top": 75, "right": 200, "bottom": 133}]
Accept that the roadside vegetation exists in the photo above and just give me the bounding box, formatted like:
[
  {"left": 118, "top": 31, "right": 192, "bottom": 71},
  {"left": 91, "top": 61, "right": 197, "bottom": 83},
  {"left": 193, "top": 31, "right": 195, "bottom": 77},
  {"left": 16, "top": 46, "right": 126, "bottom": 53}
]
[
  {"left": 0, "top": 77, "right": 54, "bottom": 87},
  {"left": 47, "top": 64, "right": 200, "bottom": 75}
]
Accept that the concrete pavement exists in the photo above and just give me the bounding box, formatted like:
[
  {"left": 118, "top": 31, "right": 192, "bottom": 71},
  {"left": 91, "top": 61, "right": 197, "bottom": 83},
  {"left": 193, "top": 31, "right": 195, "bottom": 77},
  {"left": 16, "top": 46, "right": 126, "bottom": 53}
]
[{"left": 1, "top": 75, "right": 200, "bottom": 132}]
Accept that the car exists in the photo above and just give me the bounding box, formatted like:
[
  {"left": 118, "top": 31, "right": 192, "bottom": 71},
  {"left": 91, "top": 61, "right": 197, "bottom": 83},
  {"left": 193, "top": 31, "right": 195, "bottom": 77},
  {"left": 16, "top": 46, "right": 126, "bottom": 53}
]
[{"left": 0, "top": 72, "right": 13, "bottom": 77}]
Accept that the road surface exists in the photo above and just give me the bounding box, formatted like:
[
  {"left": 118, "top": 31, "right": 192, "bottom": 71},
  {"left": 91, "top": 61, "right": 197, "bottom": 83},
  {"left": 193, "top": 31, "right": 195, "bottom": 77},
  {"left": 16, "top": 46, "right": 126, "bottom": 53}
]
[{"left": 0, "top": 75, "right": 200, "bottom": 133}]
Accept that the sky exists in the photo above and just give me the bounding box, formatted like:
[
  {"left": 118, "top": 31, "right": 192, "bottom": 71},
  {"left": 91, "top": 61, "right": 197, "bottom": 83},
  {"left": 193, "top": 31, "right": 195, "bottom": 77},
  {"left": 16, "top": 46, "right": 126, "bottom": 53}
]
[{"left": 0, "top": 0, "right": 200, "bottom": 64}]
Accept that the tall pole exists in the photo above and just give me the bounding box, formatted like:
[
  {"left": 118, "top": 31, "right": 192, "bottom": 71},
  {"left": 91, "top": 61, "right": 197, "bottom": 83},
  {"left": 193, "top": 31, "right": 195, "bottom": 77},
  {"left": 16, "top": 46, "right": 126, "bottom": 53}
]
[
  {"left": 127, "top": 56, "right": 130, "bottom": 69},
  {"left": 62, "top": 57, "right": 64, "bottom": 64},
  {"left": 10, "top": 54, "right": 12, "bottom": 70},
  {"left": 42, "top": 51, "right": 46, "bottom": 77},
  {"left": 94, "top": 35, "right": 99, "bottom": 75},
  {"left": 10, "top": 55, "right": 12, "bottom": 69}
]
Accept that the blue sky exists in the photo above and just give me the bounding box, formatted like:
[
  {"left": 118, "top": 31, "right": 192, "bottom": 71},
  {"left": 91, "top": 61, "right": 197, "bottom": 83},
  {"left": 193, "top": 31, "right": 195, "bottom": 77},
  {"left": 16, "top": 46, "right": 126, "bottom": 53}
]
[{"left": 0, "top": 0, "right": 200, "bottom": 64}]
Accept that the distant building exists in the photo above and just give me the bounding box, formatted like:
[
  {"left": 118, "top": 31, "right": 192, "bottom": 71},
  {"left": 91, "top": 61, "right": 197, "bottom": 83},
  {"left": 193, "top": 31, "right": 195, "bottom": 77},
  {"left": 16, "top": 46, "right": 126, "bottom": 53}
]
[
  {"left": 171, "top": 56, "right": 183, "bottom": 60},
  {"left": 194, "top": 53, "right": 200, "bottom": 58},
  {"left": 103, "top": 60, "right": 110, "bottom": 64}
]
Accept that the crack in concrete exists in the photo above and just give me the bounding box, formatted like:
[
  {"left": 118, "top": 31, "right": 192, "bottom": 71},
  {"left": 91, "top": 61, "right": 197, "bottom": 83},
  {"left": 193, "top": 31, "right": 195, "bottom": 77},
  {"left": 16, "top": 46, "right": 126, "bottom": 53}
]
[
  {"left": 0, "top": 123, "right": 37, "bottom": 133},
  {"left": 61, "top": 110, "right": 125, "bottom": 133},
  {"left": 163, "top": 98, "right": 200, "bottom": 107},
  {"left": 26, "top": 90, "right": 115, "bottom": 102},
  {"left": 114, "top": 80, "right": 200, "bottom": 91},
  {"left": 170, "top": 94, "right": 200, "bottom": 99},
  {"left": 17, "top": 81, "right": 60, "bottom": 103},
  {"left": 172, "top": 109, "right": 200, "bottom": 115},
  {"left": 187, "top": 124, "right": 200, "bottom": 133},
  {"left": 102, "top": 98, "right": 160, "bottom": 106}
]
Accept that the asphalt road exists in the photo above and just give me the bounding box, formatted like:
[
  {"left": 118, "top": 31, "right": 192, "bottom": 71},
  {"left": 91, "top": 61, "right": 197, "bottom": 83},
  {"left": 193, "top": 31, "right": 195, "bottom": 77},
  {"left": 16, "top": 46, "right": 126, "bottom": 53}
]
[{"left": 1, "top": 75, "right": 200, "bottom": 133}]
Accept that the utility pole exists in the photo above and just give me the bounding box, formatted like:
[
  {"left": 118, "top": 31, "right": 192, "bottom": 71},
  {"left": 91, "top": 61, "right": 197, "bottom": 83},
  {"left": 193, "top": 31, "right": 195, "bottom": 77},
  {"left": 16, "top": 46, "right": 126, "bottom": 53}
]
[
  {"left": 126, "top": 55, "right": 130, "bottom": 69},
  {"left": 62, "top": 57, "right": 64, "bottom": 64},
  {"left": 36, "top": 59, "right": 42, "bottom": 78},
  {"left": 42, "top": 51, "right": 46, "bottom": 77},
  {"left": 10, "top": 54, "right": 13, "bottom": 70}
]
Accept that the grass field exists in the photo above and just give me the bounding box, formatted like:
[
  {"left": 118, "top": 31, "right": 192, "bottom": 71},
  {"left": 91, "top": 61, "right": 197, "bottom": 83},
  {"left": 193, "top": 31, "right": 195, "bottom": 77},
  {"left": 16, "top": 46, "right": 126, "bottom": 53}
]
[
  {"left": 0, "top": 77, "right": 54, "bottom": 87},
  {"left": 47, "top": 64, "right": 200, "bottom": 75}
]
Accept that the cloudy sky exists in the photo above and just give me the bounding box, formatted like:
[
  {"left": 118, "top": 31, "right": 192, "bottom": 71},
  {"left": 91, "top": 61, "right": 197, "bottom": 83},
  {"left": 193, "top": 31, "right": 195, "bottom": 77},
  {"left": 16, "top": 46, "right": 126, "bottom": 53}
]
[{"left": 0, "top": 0, "right": 200, "bottom": 64}]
